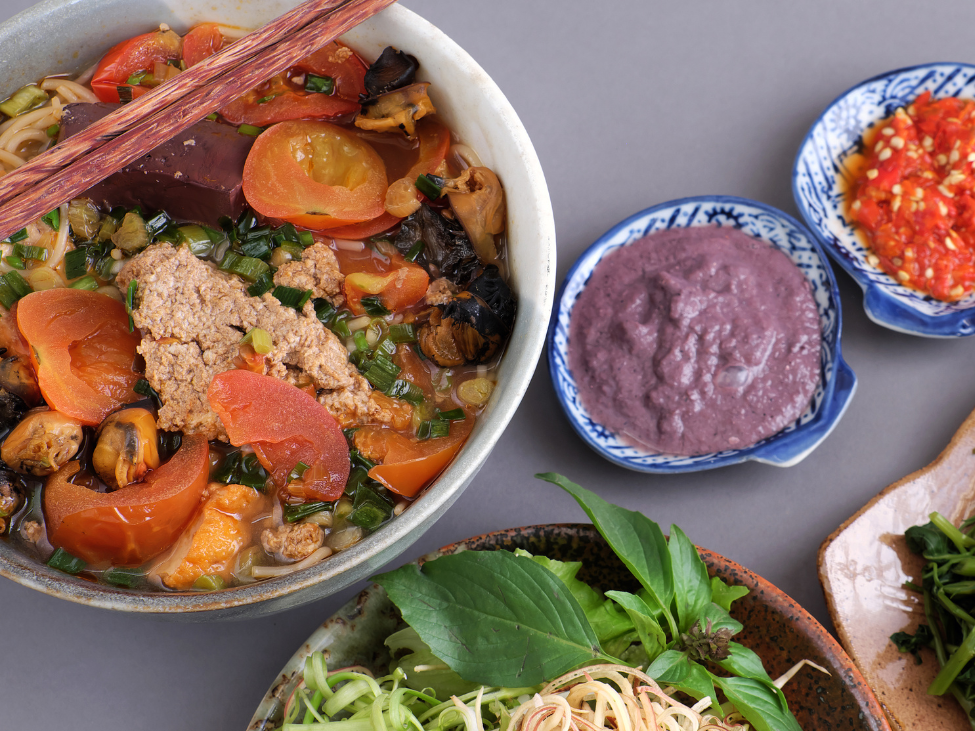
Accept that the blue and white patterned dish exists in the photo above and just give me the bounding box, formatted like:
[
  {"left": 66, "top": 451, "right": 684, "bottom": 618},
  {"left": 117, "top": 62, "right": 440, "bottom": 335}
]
[
  {"left": 548, "top": 196, "right": 857, "bottom": 473},
  {"left": 793, "top": 62, "right": 975, "bottom": 338}
]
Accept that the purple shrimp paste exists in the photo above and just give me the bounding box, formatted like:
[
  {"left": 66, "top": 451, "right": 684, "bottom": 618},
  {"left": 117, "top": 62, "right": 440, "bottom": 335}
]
[{"left": 568, "top": 226, "right": 821, "bottom": 456}]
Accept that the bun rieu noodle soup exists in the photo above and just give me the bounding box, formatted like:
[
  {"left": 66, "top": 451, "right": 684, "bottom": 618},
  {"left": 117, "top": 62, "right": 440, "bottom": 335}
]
[{"left": 0, "top": 25, "right": 514, "bottom": 591}]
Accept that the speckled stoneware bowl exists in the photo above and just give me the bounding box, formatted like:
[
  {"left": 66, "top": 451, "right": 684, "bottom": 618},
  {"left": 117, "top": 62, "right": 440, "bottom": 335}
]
[
  {"left": 820, "top": 406, "right": 975, "bottom": 730},
  {"left": 793, "top": 62, "right": 975, "bottom": 338},
  {"left": 0, "top": 2, "right": 556, "bottom": 617},
  {"left": 549, "top": 195, "right": 856, "bottom": 473},
  {"left": 248, "top": 523, "right": 890, "bottom": 731}
]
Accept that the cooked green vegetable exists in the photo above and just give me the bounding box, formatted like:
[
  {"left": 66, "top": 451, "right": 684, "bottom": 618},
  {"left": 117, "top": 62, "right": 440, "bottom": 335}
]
[{"left": 0, "top": 85, "right": 48, "bottom": 118}]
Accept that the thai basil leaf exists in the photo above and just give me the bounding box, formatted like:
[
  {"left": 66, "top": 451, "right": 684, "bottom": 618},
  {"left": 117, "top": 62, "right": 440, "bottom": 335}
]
[
  {"left": 646, "top": 649, "right": 690, "bottom": 684},
  {"left": 675, "top": 662, "right": 718, "bottom": 704},
  {"left": 605, "top": 590, "right": 667, "bottom": 660},
  {"left": 668, "top": 524, "right": 712, "bottom": 632},
  {"left": 536, "top": 473, "right": 677, "bottom": 636},
  {"left": 711, "top": 576, "right": 750, "bottom": 612},
  {"left": 373, "top": 550, "right": 614, "bottom": 686},
  {"left": 905, "top": 522, "right": 951, "bottom": 557},
  {"left": 716, "top": 642, "right": 776, "bottom": 687},
  {"left": 710, "top": 675, "right": 801, "bottom": 731},
  {"left": 701, "top": 601, "right": 744, "bottom": 635},
  {"left": 513, "top": 549, "right": 635, "bottom": 648}
]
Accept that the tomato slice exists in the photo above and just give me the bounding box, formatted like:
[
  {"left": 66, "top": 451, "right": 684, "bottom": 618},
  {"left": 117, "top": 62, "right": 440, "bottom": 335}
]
[
  {"left": 359, "top": 414, "right": 474, "bottom": 497},
  {"left": 207, "top": 370, "right": 350, "bottom": 500},
  {"left": 17, "top": 289, "right": 142, "bottom": 426},
  {"left": 90, "top": 29, "right": 182, "bottom": 103},
  {"left": 325, "top": 119, "right": 452, "bottom": 239},
  {"left": 243, "top": 119, "right": 387, "bottom": 230},
  {"left": 182, "top": 23, "right": 224, "bottom": 68},
  {"left": 220, "top": 41, "right": 366, "bottom": 127},
  {"left": 44, "top": 434, "right": 210, "bottom": 566},
  {"left": 344, "top": 265, "right": 429, "bottom": 315}
]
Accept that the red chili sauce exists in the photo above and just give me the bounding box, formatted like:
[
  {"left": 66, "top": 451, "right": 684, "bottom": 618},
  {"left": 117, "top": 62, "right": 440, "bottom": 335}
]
[{"left": 850, "top": 91, "right": 975, "bottom": 301}]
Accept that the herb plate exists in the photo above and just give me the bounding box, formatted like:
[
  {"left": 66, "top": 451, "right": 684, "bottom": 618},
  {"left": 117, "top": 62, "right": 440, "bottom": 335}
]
[
  {"left": 249, "top": 524, "right": 889, "bottom": 731},
  {"left": 819, "top": 406, "right": 975, "bottom": 730}
]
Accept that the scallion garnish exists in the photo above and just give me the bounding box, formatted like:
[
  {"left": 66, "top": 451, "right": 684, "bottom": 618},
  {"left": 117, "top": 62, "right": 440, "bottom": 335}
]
[
  {"left": 103, "top": 567, "right": 143, "bottom": 588},
  {"left": 416, "top": 420, "right": 432, "bottom": 440},
  {"left": 387, "top": 379, "right": 424, "bottom": 405},
  {"left": 297, "top": 231, "right": 314, "bottom": 247},
  {"left": 360, "top": 295, "right": 390, "bottom": 317},
  {"left": 405, "top": 239, "right": 425, "bottom": 262},
  {"left": 214, "top": 451, "right": 269, "bottom": 491},
  {"left": 256, "top": 94, "right": 279, "bottom": 104},
  {"left": 247, "top": 272, "right": 274, "bottom": 297},
  {"left": 47, "top": 547, "right": 85, "bottom": 575},
  {"left": 353, "top": 330, "right": 370, "bottom": 353},
  {"left": 3, "top": 256, "right": 24, "bottom": 270},
  {"left": 347, "top": 486, "right": 393, "bottom": 530},
  {"left": 7, "top": 228, "right": 27, "bottom": 243},
  {"left": 272, "top": 285, "right": 312, "bottom": 310},
  {"left": 415, "top": 174, "right": 443, "bottom": 200},
  {"left": 45, "top": 124, "right": 59, "bottom": 138},
  {"left": 0, "top": 85, "right": 48, "bottom": 118},
  {"left": 219, "top": 250, "right": 270, "bottom": 283},
  {"left": 429, "top": 418, "right": 451, "bottom": 439},
  {"left": 193, "top": 574, "right": 226, "bottom": 591},
  {"left": 240, "top": 237, "right": 272, "bottom": 260},
  {"left": 304, "top": 74, "right": 335, "bottom": 94},
  {"left": 273, "top": 222, "right": 299, "bottom": 243},
  {"left": 69, "top": 275, "right": 99, "bottom": 291},
  {"left": 134, "top": 378, "right": 162, "bottom": 408},
  {"left": 313, "top": 298, "right": 336, "bottom": 325},
  {"left": 240, "top": 327, "right": 273, "bottom": 355},
  {"left": 363, "top": 354, "right": 401, "bottom": 392},
  {"left": 284, "top": 501, "right": 332, "bottom": 523},
  {"left": 437, "top": 408, "right": 466, "bottom": 421},
  {"left": 125, "top": 280, "right": 137, "bottom": 331},
  {"left": 331, "top": 314, "right": 352, "bottom": 339},
  {"left": 64, "top": 248, "right": 88, "bottom": 279},
  {"left": 0, "top": 270, "right": 32, "bottom": 308},
  {"left": 12, "top": 243, "right": 48, "bottom": 261},
  {"left": 177, "top": 224, "right": 212, "bottom": 256},
  {"left": 144, "top": 211, "right": 172, "bottom": 238},
  {"left": 205, "top": 113, "right": 218, "bottom": 122},
  {"left": 41, "top": 208, "right": 59, "bottom": 230},
  {"left": 126, "top": 71, "right": 149, "bottom": 85},
  {"left": 388, "top": 323, "right": 416, "bottom": 343},
  {"left": 238, "top": 124, "right": 264, "bottom": 137},
  {"left": 349, "top": 449, "right": 377, "bottom": 471},
  {"left": 276, "top": 241, "right": 304, "bottom": 260},
  {"left": 288, "top": 461, "right": 310, "bottom": 483}
]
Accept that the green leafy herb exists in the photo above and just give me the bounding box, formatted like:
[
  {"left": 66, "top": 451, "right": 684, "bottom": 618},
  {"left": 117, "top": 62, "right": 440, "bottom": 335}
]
[
  {"left": 133, "top": 378, "right": 162, "bottom": 408},
  {"left": 416, "top": 173, "right": 443, "bottom": 199},
  {"left": 284, "top": 501, "right": 331, "bottom": 523},
  {"left": 272, "top": 285, "right": 312, "bottom": 310},
  {"left": 238, "top": 123, "right": 264, "bottom": 137},
  {"left": 47, "top": 547, "right": 85, "bottom": 575},
  {"left": 304, "top": 74, "right": 334, "bottom": 94}
]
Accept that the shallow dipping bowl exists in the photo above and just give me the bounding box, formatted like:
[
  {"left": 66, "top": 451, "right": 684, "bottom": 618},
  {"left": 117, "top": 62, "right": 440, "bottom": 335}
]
[
  {"left": 549, "top": 195, "right": 856, "bottom": 473},
  {"left": 0, "top": 1, "right": 556, "bottom": 617}
]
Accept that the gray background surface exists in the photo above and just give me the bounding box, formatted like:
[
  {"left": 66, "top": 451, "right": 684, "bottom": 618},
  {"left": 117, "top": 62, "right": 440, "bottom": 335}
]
[{"left": 2, "top": 1, "right": 975, "bottom": 728}]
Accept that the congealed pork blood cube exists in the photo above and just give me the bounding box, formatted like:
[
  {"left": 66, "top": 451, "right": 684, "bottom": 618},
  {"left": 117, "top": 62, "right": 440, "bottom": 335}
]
[{"left": 58, "top": 102, "right": 255, "bottom": 227}]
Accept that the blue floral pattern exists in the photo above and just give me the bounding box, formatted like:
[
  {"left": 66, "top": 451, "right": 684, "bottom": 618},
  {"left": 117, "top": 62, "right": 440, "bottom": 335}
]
[
  {"left": 793, "top": 62, "right": 975, "bottom": 337},
  {"left": 548, "top": 196, "right": 857, "bottom": 473}
]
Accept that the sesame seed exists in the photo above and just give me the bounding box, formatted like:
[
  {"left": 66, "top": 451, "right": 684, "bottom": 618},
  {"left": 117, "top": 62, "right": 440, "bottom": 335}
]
[
  {"left": 892, "top": 183, "right": 903, "bottom": 195},
  {"left": 946, "top": 237, "right": 958, "bottom": 251},
  {"left": 892, "top": 195, "right": 902, "bottom": 212},
  {"left": 951, "top": 150, "right": 961, "bottom": 164},
  {"left": 937, "top": 154, "right": 949, "bottom": 165},
  {"left": 879, "top": 148, "right": 893, "bottom": 161},
  {"left": 939, "top": 200, "right": 949, "bottom": 216},
  {"left": 926, "top": 267, "right": 935, "bottom": 279},
  {"left": 890, "top": 136, "right": 905, "bottom": 149},
  {"left": 946, "top": 172, "right": 967, "bottom": 185},
  {"left": 867, "top": 254, "right": 880, "bottom": 266},
  {"left": 939, "top": 184, "right": 955, "bottom": 198},
  {"left": 923, "top": 136, "right": 935, "bottom": 150},
  {"left": 897, "top": 270, "right": 910, "bottom": 282},
  {"left": 866, "top": 169, "right": 879, "bottom": 179},
  {"left": 881, "top": 127, "right": 895, "bottom": 136},
  {"left": 875, "top": 140, "right": 885, "bottom": 153}
]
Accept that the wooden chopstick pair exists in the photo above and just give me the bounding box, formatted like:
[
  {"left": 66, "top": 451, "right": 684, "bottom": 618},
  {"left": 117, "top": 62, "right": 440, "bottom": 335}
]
[{"left": 0, "top": 0, "right": 397, "bottom": 241}]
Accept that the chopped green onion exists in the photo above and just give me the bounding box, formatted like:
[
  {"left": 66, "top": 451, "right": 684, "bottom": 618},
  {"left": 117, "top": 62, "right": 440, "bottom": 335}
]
[
  {"left": 205, "top": 113, "right": 218, "bottom": 122},
  {"left": 64, "top": 247, "right": 88, "bottom": 279},
  {"left": 237, "top": 454, "right": 269, "bottom": 492},
  {"left": 45, "top": 123, "right": 59, "bottom": 139},
  {"left": 12, "top": 243, "right": 48, "bottom": 261},
  {"left": 192, "top": 574, "right": 226, "bottom": 591},
  {"left": 347, "top": 486, "right": 393, "bottom": 530},
  {"left": 103, "top": 567, "right": 143, "bottom": 588},
  {"left": 0, "top": 85, "right": 48, "bottom": 118},
  {"left": 3, "top": 256, "right": 24, "bottom": 270},
  {"left": 377, "top": 336, "right": 396, "bottom": 357},
  {"left": 47, "top": 547, "right": 85, "bottom": 575},
  {"left": 247, "top": 272, "right": 274, "bottom": 297},
  {"left": 415, "top": 174, "right": 443, "bottom": 200},
  {"left": 388, "top": 323, "right": 416, "bottom": 343},
  {"left": 297, "top": 231, "right": 314, "bottom": 247},
  {"left": 429, "top": 418, "right": 451, "bottom": 438},
  {"left": 284, "top": 501, "right": 332, "bottom": 523},
  {"left": 0, "top": 270, "right": 32, "bottom": 308},
  {"left": 238, "top": 124, "right": 264, "bottom": 137},
  {"left": 214, "top": 452, "right": 242, "bottom": 484},
  {"left": 219, "top": 251, "right": 270, "bottom": 283},
  {"left": 363, "top": 354, "right": 401, "bottom": 392},
  {"left": 304, "top": 74, "right": 335, "bottom": 94},
  {"left": 177, "top": 224, "right": 213, "bottom": 256},
  {"left": 41, "top": 209, "right": 60, "bottom": 230},
  {"left": 126, "top": 71, "right": 149, "bottom": 85},
  {"left": 437, "top": 408, "right": 466, "bottom": 421},
  {"left": 360, "top": 295, "right": 390, "bottom": 317},
  {"left": 331, "top": 314, "right": 352, "bottom": 339},
  {"left": 202, "top": 226, "right": 225, "bottom": 246},
  {"left": 405, "top": 240, "right": 425, "bottom": 262},
  {"left": 125, "top": 280, "right": 137, "bottom": 331},
  {"left": 117, "top": 85, "right": 133, "bottom": 104},
  {"left": 237, "top": 210, "right": 259, "bottom": 234},
  {"left": 240, "top": 327, "right": 273, "bottom": 354},
  {"left": 273, "top": 223, "right": 299, "bottom": 242},
  {"left": 144, "top": 211, "right": 172, "bottom": 238},
  {"left": 277, "top": 240, "right": 304, "bottom": 260},
  {"left": 344, "top": 466, "right": 369, "bottom": 497},
  {"left": 416, "top": 420, "right": 432, "bottom": 440},
  {"left": 134, "top": 378, "right": 162, "bottom": 408},
  {"left": 240, "top": 237, "right": 272, "bottom": 260},
  {"left": 353, "top": 330, "right": 370, "bottom": 353},
  {"left": 349, "top": 449, "right": 377, "bottom": 471},
  {"left": 388, "top": 379, "right": 424, "bottom": 405},
  {"left": 69, "top": 275, "right": 99, "bottom": 291},
  {"left": 7, "top": 228, "right": 27, "bottom": 243},
  {"left": 288, "top": 461, "right": 310, "bottom": 483},
  {"left": 272, "top": 285, "right": 312, "bottom": 310},
  {"left": 256, "top": 94, "right": 279, "bottom": 104},
  {"left": 313, "top": 298, "right": 336, "bottom": 325}
]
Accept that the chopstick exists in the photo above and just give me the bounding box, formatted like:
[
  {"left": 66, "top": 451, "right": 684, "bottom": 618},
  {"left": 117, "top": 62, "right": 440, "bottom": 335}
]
[{"left": 0, "top": 0, "right": 397, "bottom": 241}]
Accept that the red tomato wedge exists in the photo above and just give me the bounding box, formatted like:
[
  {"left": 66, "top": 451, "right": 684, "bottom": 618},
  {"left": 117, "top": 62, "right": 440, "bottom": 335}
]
[
  {"left": 359, "top": 415, "right": 474, "bottom": 497},
  {"left": 17, "top": 289, "right": 142, "bottom": 426},
  {"left": 220, "top": 41, "right": 366, "bottom": 127},
  {"left": 91, "top": 29, "right": 182, "bottom": 103},
  {"left": 182, "top": 23, "right": 224, "bottom": 68},
  {"left": 207, "top": 370, "right": 350, "bottom": 500},
  {"left": 326, "top": 119, "right": 452, "bottom": 239},
  {"left": 44, "top": 434, "right": 210, "bottom": 566},
  {"left": 243, "top": 120, "right": 387, "bottom": 230},
  {"left": 344, "top": 265, "right": 429, "bottom": 315}
]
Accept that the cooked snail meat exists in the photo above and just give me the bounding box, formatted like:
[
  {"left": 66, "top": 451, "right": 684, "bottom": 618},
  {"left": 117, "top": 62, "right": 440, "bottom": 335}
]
[
  {"left": 418, "top": 289, "right": 511, "bottom": 366},
  {"left": 443, "top": 167, "right": 506, "bottom": 265},
  {"left": 363, "top": 46, "right": 419, "bottom": 99},
  {"left": 92, "top": 408, "right": 161, "bottom": 490},
  {"left": 355, "top": 83, "right": 434, "bottom": 140},
  {"left": 1, "top": 409, "right": 84, "bottom": 477}
]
